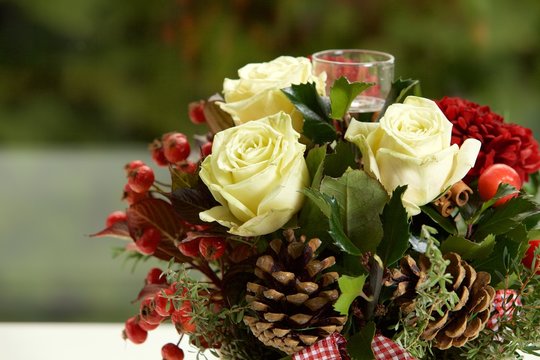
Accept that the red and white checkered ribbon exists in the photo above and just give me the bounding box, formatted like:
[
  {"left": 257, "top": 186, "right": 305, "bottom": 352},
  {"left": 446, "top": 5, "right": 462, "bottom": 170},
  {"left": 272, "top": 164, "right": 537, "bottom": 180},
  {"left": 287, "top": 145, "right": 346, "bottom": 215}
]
[
  {"left": 487, "top": 289, "right": 522, "bottom": 331},
  {"left": 372, "top": 334, "right": 416, "bottom": 360},
  {"left": 292, "top": 333, "right": 414, "bottom": 360},
  {"left": 293, "top": 333, "right": 348, "bottom": 360}
]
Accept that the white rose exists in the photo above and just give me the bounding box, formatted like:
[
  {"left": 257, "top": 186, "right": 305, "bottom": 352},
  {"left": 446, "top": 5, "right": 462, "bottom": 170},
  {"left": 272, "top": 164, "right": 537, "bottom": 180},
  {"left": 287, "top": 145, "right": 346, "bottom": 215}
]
[
  {"left": 219, "top": 56, "right": 326, "bottom": 132},
  {"left": 199, "top": 112, "right": 309, "bottom": 236},
  {"left": 345, "top": 96, "right": 481, "bottom": 216}
]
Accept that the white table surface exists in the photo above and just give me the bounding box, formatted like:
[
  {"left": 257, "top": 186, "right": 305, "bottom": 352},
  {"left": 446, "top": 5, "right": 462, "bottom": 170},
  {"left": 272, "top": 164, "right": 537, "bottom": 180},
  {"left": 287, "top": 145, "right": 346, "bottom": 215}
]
[
  {"left": 0, "top": 323, "right": 219, "bottom": 360},
  {"left": 0, "top": 322, "right": 538, "bottom": 359}
]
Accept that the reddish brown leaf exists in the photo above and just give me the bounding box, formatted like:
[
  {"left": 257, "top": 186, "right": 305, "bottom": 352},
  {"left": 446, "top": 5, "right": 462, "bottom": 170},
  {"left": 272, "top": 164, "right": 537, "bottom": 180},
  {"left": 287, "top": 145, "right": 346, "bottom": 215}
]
[
  {"left": 89, "top": 221, "right": 130, "bottom": 239},
  {"left": 127, "top": 198, "right": 183, "bottom": 242}
]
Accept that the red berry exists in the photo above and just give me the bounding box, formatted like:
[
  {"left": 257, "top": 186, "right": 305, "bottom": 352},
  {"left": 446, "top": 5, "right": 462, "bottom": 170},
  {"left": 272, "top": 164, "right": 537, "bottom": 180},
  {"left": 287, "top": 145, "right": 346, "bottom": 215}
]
[
  {"left": 140, "top": 298, "right": 165, "bottom": 325},
  {"left": 199, "top": 237, "right": 226, "bottom": 261},
  {"left": 163, "top": 133, "right": 191, "bottom": 164},
  {"left": 150, "top": 140, "right": 169, "bottom": 167},
  {"left": 478, "top": 164, "right": 522, "bottom": 206},
  {"left": 200, "top": 142, "right": 212, "bottom": 158},
  {"left": 161, "top": 343, "right": 185, "bottom": 360},
  {"left": 171, "top": 302, "right": 196, "bottom": 333},
  {"left": 105, "top": 210, "right": 127, "bottom": 228},
  {"left": 123, "top": 183, "right": 149, "bottom": 205},
  {"left": 124, "top": 160, "right": 145, "bottom": 175},
  {"left": 154, "top": 288, "right": 176, "bottom": 317},
  {"left": 522, "top": 239, "right": 540, "bottom": 274},
  {"left": 188, "top": 101, "right": 206, "bottom": 125},
  {"left": 135, "top": 227, "right": 161, "bottom": 255},
  {"left": 128, "top": 165, "right": 155, "bottom": 194},
  {"left": 176, "top": 161, "right": 198, "bottom": 174},
  {"left": 146, "top": 267, "right": 167, "bottom": 285},
  {"left": 123, "top": 316, "right": 148, "bottom": 344},
  {"left": 138, "top": 318, "right": 160, "bottom": 331},
  {"left": 178, "top": 238, "right": 201, "bottom": 258}
]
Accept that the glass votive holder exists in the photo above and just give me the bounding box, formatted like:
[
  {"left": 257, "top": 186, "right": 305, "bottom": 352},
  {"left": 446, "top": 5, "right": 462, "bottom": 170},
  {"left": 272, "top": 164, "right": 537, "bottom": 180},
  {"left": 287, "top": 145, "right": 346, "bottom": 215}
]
[{"left": 312, "top": 49, "right": 394, "bottom": 113}]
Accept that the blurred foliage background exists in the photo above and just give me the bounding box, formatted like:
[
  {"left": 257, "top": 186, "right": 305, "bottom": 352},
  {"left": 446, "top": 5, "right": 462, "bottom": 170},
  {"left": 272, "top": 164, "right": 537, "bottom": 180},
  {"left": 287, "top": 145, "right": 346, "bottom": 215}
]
[{"left": 1, "top": 0, "right": 539, "bottom": 322}]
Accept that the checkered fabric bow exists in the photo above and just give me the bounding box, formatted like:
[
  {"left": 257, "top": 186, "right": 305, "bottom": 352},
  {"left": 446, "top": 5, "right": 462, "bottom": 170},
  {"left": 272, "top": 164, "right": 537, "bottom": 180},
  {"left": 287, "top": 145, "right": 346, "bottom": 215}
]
[
  {"left": 292, "top": 333, "right": 349, "bottom": 360},
  {"left": 487, "top": 289, "right": 522, "bottom": 331},
  {"left": 292, "top": 333, "right": 415, "bottom": 360},
  {"left": 371, "top": 334, "right": 416, "bottom": 360}
]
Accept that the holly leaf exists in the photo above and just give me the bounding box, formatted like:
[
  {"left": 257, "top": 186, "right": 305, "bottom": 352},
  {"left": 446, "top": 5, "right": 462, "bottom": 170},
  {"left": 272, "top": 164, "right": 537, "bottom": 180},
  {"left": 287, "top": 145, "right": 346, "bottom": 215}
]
[
  {"left": 420, "top": 204, "right": 458, "bottom": 235},
  {"left": 377, "top": 186, "right": 410, "bottom": 267},
  {"left": 302, "top": 188, "right": 362, "bottom": 255},
  {"left": 440, "top": 234, "right": 496, "bottom": 261},
  {"left": 329, "top": 77, "right": 373, "bottom": 119},
  {"left": 305, "top": 145, "right": 327, "bottom": 189},
  {"left": 282, "top": 82, "right": 336, "bottom": 144},
  {"left": 320, "top": 169, "right": 388, "bottom": 253},
  {"left": 347, "top": 322, "right": 376, "bottom": 360},
  {"left": 473, "top": 195, "right": 540, "bottom": 241},
  {"left": 376, "top": 78, "right": 420, "bottom": 121},
  {"left": 334, "top": 274, "right": 368, "bottom": 316},
  {"left": 324, "top": 140, "right": 358, "bottom": 178},
  {"left": 475, "top": 225, "right": 528, "bottom": 280}
]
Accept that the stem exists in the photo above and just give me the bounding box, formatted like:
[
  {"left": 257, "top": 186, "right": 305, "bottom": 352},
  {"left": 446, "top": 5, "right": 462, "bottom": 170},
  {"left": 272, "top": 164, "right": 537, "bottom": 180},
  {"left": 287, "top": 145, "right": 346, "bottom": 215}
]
[
  {"left": 151, "top": 184, "right": 170, "bottom": 196},
  {"left": 189, "top": 260, "right": 222, "bottom": 290}
]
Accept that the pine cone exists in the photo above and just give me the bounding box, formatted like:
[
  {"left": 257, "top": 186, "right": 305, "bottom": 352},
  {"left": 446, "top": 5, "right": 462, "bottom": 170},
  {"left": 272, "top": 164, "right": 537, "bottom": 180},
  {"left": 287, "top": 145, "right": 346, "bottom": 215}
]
[
  {"left": 389, "top": 252, "right": 496, "bottom": 350},
  {"left": 243, "top": 230, "right": 347, "bottom": 355}
]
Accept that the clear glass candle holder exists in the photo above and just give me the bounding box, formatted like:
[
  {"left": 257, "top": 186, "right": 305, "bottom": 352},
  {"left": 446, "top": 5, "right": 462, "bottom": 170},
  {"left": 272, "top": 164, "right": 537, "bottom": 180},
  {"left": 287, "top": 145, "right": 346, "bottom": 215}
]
[{"left": 312, "top": 49, "right": 394, "bottom": 113}]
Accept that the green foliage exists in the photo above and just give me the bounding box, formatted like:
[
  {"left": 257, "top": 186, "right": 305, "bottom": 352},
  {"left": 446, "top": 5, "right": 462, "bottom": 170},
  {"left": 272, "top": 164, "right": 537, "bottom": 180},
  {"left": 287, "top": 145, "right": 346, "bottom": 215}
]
[
  {"left": 282, "top": 83, "right": 335, "bottom": 144},
  {"left": 347, "top": 322, "right": 376, "bottom": 360},
  {"left": 457, "top": 253, "right": 540, "bottom": 359},
  {"left": 303, "top": 188, "right": 362, "bottom": 255},
  {"left": 376, "top": 78, "right": 420, "bottom": 120},
  {"left": 320, "top": 169, "right": 388, "bottom": 253},
  {"left": 334, "top": 274, "right": 369, "bottom": 316},
  {"left": 305, "top": 144, "right": 327, "bottom": 189},
  {"left": 323, "top": 141, "right": 358, "bottom": 178},
  {"left": 329, "top": 77, "right": 373, "bottom": 119},
  {"left": 440, "top": 234, "right": 495, "bottom": 261},
  {"left": 377, "top": 186, "right": 410, "bottom": 267},
  {"left": 393, "top": 226, "right": 460, "bottom": 359}
]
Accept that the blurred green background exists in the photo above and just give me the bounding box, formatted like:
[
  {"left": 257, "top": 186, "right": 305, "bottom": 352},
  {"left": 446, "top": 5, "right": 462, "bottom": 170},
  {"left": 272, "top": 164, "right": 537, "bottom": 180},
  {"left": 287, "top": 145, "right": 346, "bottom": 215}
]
[{"left": 1, "top": 0, "right": 539, "bottom": 322}]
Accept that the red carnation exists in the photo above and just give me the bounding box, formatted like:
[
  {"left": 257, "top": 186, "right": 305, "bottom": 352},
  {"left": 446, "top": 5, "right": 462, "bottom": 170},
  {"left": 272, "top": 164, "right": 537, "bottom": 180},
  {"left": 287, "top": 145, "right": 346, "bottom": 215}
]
[{"left": 436, "top": 96, "right": 540, "bottom": 183}]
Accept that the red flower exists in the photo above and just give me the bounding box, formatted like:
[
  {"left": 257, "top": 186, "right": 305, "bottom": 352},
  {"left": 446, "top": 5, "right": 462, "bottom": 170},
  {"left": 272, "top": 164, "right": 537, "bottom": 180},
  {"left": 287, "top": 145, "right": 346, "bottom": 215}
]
[{"left": 436, "top": 96, "right": 540, "bottom": 183}]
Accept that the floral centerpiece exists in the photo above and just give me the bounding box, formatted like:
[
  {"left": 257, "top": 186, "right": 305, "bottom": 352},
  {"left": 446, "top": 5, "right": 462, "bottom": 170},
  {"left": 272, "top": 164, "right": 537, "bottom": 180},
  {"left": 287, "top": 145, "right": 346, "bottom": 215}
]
[{"left": 94, "top": 53, "right": 540, "bottom": 360}]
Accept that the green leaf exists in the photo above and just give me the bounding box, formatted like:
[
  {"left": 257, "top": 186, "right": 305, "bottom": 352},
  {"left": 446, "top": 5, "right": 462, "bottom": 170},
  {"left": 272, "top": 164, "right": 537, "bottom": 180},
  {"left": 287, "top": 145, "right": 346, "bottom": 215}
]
[
  {"left": 320, "top": 170, "right": 388, "bottom": 253},
  {"left": 463, "top": 183, "right": 520, "bottom": 223},
  {"left": 305, "top": 145, "right": 327, "bottom": 189},
  {"left": 377, "top": 186, "right": 410, "bottom": 267},
  {"left": 473, "top": 195, "right": 540, "bottom": 241},
  {"left": 440, "top": 234, "right": 495, "bottom": 261},
  {"left": 376, "top": 78, "right": 420, "bottom": 121},
  {"left": 170, "top": 166, "right": 198, "bottom": 191},
  {"left": 282, "top": 83, "right": 336, "bottom": 144},
  {"left": 476, "top": 225, "right": 528, "bottom": 280},
  {"left": 420, "top": 204, "right": 458, "bottom": 235},
  {"left": 329, "top": 77, "right": 372, "bottom": 119},
  {"left": 347, "top": 322, "right": 376, "bottom": 360},
  {"left": 302, "top": 188, "right": 362, "bottom": 255},
  {"left": 324, "top": 140, "right": 358, "bottom": 178},
  {"left": 334, "top": 274, "right": 368, "bottom": 315},
  {"left": 170, "top": 180, "right": 219, "bottom": 225}
]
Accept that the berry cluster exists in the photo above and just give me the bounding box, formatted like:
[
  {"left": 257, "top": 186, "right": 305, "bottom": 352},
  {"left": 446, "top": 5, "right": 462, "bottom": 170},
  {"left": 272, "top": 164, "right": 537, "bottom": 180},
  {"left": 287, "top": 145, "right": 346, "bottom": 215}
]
[
  {"left": 98, "top": 115, "right": 231, "bottom": 358},
  {"left": 122, "top": 268, "right": 193, "bottom": 360}
]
